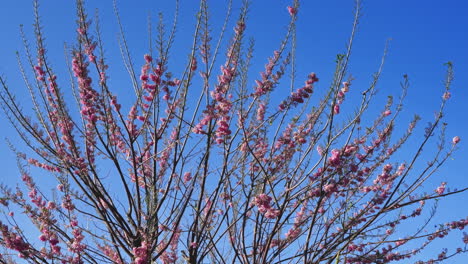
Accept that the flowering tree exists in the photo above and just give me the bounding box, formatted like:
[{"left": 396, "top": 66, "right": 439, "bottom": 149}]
[{"left": 0, "top": 0, "right": 467, "bottom": 263}]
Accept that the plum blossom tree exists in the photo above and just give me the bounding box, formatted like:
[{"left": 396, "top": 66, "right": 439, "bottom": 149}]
[{"left": 0, "top": 0, "right": 467, "bottom": 263}]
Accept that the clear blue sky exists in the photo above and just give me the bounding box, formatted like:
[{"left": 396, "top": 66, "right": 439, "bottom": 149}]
[{"left": 0, "top": 0, "right": 467, "bottom": 262}]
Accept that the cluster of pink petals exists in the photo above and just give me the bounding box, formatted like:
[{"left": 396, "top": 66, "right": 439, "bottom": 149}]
[
  {"left": 256, "top": 102, "right": 266, "bottom": 121},
  {"left": 215, "top": 117, "right": 232, "bottom": 144},
  {"left": 285, "top": 226, "right": 301, "bottom": 241},
  {"left": 69, "top": 221, "right": 86, "bottom": 261},
  {"left": 183, "top": 172, "right": 192, "bottom": 183},
  {"left": 254, "top": 50, "right": 285, "bottom": 97},
  {"left": 73, "top": 52, "right": 100, "bottom": 125},
  {"left": 21, "top": 173, "right": 64, "bottom": 257},
  {"left": 282, "top": 206, "right": 307, "bottom": 242},
  {"left": 0, "top": 223, "right": 29, "bottom": 254},
  {"left": 28, "top": 158, "right": 61, "bottom": 173},
  {"left": 194, "top": 65, "right": 237, "bottom": 143},
  {"left": 249, "top": 138, "right": 269, "bottom": 172},
  {"left": 328, "top": 149, "right": 341, "bottom": 167},
  {"left": 159, "top": 227, "right": 181, "bottom": 264},
  {"left": 62, "top": 195, "right": 75, "bottom": 211},
  {"left": 133, "top": 241, "right": 149, "bottom": 264},
  {"left": 333, "top": 81, "right": 350, "bottom": 114},
  {"left": 140, "top": 55, "right": 163, "bottom": 109},
  {"left": 279, "top": 73, "right": 318, "bottom": 110},
  {"left": 287, "top": 6, "right": 297, "bottom": 16},
  {"left": 435, "top": 182, "right": 446, "bottom": 195},
  {"left": 447, "top": 217, "right": 468, "bottom": 231},
  {"left": 98, "top": 245, "right": 123, "bottom": 264},
  {"left": 442, "top": 91, "right": 451, "bottom": 100},
  {"left": 252, "top": 194, "right": 280, "bottom": 219}
]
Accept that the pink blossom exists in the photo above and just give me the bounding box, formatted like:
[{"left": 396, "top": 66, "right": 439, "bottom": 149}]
[
  {"left": 144, "top": 54, "right": 152, "bottom": 63},
  {"left": 348, "top": 243, "right": 358, "bottom": 251},
  {"left": 395, "top": 239, "right": 406, "bottom": 246},
  {"left": 442, "top": 91, "right": 451, "bottom": 100},
  {"left": 265, "top": 208, "right": 281, "bottom": 219},
  {"left": 253, "top": 193, "right": 273, "bottom": 214},
  {"left": 133, "top": 241, "right": 149, "bottom": 264},
  {"left": 453, "top": 136, "right": 460, "bottom": 144},
  {"left": 285, "top": 227, "right": 301, "bottom": 240},
  {"left": 435, "top": 182, "right": 446, "bottom": 195},
  {"left": 323, "top": 183, "right": 337, "bottom": 194},
  {"left": 190, "top": 56, "right": 197, "bottom": 71},
  {"left": 334, "top": 104, "right": 340, "bottom": 114},
  {"left": 257, "top": 102, "right": 266, "bottom": 121},
  {"left": 328, "top": 149, "right": 341, "bottom": 167},
  {"left": 287, "top": 6, "right": 297, "bottom": 16},
  {"left": 341, "top": 81, "right": 350, "bottom": 92},
  {"left": 39, "top": 234, "right": 47, "bottom": 242},
  {"left": 183, "top": 172, "right": 192, "bottom": 183}
]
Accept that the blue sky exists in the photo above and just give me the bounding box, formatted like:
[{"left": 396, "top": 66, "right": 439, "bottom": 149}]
[{"left": 0, "top": 0, "right": 467, "bottom": 262}]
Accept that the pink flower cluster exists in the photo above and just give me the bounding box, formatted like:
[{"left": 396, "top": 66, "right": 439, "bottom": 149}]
[
  {"left": 333, "top": 81, "right": 350, "bottom": 115},
  {"left": 442, "top": 91, "right": 451, "bottom": 100},
  {"left": 447, "top": 217, "right": 468, "bottom": 230},
  {"left": 28, "top": 158, "right": 61, "bottom": 173},
  {"left": 0, "top": 223, "right": 29, "bottom": 255},
  {"left": 284, "top": 225, "right": 301, "bottom": 241},
  {"left": 21, "top": 173, "right": 63, "bottom": 257},
  {"left": 69, "top": 220, "right": 86, "bottom": 262},
  {"left": 215, "top": 117, "right": 232, "bottom": 144},
  {"left": 98, "top": 245, "right": 123, "bottom": 264},
  {"left": 328, "top": 149, "right": 341, "bottom": 167},
  {"left": 249, "top": 138, "right": 269, "bottom": 172},
  {"left": 62, "top": 195, "right": 75, "bottom": 211},
  {"left": 193, "top": 20, "right": 249, "bottom": 144},
  {"left": 435, "top": 182, "right": 446, "bottom": 195},
  {"left": 73, "top": 52, "right": 100, "bottom": 125},
  {"left": 279, "top": 73, "right": 318, "bottom": 110},
  {"left": 287, "top": 6, "right": 297, "bottom": 16},
  {"left": 133, "top": 241, "right": 149, "bottom": 264},
  {"left": 252, "top": 193, "right": 280, "bottom": 219},
  {"left": 140, "top": 55, "right": 164, "bottom": 109},
  {"left": 183, "top": 172, "right": 192, "bottom": 183},
  {"left": 254, "top": 50, "right": 285, "bottom": 97},
  {"left": 193, "top": 62, "right": 237, "bottom": 143},
  {"left": 194, "top": 65, "right": 236, "bottom": 140},
  {"left": 159, "top": 227, "right": 181, "bottom": 264},
  {"left": 284, "top": 206, "right": 307, "bottom": 242},
  {"left": 256, "top": 102, "right": 266, "bottom": 121},
  {"left": 76, "top": 8, "right": 99, "bottom": 64},
  {"left": 72, "top": 50, "right": 101, "bottom": 165},
  {"left": 34, "top": 63, "right": 46, "bottom": 82},
  {"left": 373, "top": 164, "right": 395, "bottom": 187}
]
